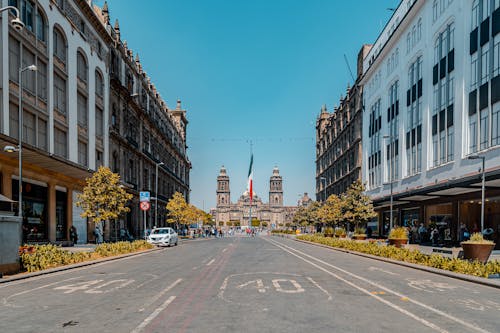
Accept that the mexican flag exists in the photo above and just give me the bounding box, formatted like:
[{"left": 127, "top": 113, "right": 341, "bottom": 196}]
[{"left": 248, "top": 154, "right": 253, "bottom": 203}]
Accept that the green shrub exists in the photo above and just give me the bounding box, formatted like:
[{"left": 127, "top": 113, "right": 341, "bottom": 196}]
[
  {"left": 354, "top": 227, "right": 366, "bottom": 235},
  {"left": 296, "top": 234, "right": 500, "bottom": 278},
  {"left": 388, "top": 227, "right": 408, "bottom": 239},
  {"left": 21, "top": 240, "right": 154, "bottom": 273},
  {"left": 462, "top": 232, "right": 495, "bottom": 244},
  {"left": 334, "top": 227, "right": 346, "bottom": 237}
]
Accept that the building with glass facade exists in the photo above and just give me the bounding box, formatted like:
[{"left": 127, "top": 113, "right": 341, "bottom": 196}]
[{"left": 360, "top": 0, "right": 500, "bottom": 247}]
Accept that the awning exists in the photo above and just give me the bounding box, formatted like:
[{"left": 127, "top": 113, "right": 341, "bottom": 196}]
[{"left": 0, "top": 194, "right": 15, "bottom": 202}]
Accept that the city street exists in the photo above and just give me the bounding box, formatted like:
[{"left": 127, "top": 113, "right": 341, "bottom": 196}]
[{"left": 1, "top": 235, "right": 499, "bottom": 333}]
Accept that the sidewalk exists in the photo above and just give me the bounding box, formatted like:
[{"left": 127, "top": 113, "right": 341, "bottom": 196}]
[{"left": 65, "top": 243, "right": 97, "bottom": 253}]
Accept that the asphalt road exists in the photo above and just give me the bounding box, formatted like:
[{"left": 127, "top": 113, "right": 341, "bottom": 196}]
[{"left": 1, "top": 235, "right": 499, "bottom": 333}]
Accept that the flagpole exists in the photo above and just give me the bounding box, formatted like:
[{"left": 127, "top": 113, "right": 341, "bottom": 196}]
[{"left": 248, "top": 141, "right": 253, "bottom": 233}]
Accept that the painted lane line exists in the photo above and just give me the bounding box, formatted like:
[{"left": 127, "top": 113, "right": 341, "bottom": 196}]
[
  {"left": 138, "top": 278, "right": 182, "bottom": 312},
  {"left": 206, "top": 259, "right": 215, "bottom": 266},
  {"left": 306, "top": 277, "right": 332, "bottom": 301},
  {"left": 368, "top": 266, "right": 399, "bottom": 276},
  {"left": 131, "top": 296, "right": 176, "bottom": 333},
  {"left": 266, "top": 240, "right": 450, "bottom": 333},
  {"left": 222, "top": 248, "right": 228, "bottom": 253},
  {"left": 268, "top": 238, "right": 492, "bottom": 333}
]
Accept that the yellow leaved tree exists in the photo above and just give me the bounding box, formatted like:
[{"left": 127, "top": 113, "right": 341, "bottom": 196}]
[
  {"left": 166, "top": 192, "right": 190, "bottom": 229},
  {"left": 76, "top": 166, "right": 133, "bottom": 226}
]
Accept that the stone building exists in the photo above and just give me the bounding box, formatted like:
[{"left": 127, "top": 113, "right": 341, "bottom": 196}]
[
  {"left": 0, "top": 0, "right": 189, "bottom": 243},
  {"left": 213, "top": 166, "right": 297, "bottom": 228},
  {"left": 315, "top": 46, "right": 368, "bottom": 202}
]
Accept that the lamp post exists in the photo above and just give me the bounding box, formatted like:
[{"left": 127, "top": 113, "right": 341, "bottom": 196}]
[
  {"left": 155, "top": 161, "right": 164, "bottom": 228},
  {"left": 383, "top": 135, "right": 394, "bottom": 231},
  {"left": 4, "top": 65, "right": 37, "bottom": 221},
  {"left": 0, "top": 6, "right": 25, "bottom": 30},
  {"left": 319, "top": 177, "right": 327, "bottom": 202},
  {"left": 468, "top": 155, "right": 486, "bottom": 233}
]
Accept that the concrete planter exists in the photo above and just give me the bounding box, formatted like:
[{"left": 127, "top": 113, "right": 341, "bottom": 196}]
[
  {"left": 388, "top": 238, "right": 408, "bottom": 248},
  {"left": 461, "top": 243, "right": 495, "bottom": 264}
]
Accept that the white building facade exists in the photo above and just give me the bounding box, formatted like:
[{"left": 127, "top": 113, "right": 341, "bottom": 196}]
[{"left": 361, "top": 0, "right": 500, "bottom": 247}]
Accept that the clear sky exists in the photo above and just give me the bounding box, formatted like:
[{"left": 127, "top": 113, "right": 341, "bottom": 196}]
[{"left": 103, "top": 0, "right": 400, "bottom": 210}]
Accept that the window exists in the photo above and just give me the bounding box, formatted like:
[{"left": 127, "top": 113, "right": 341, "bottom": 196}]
[
  {"left": 9, "top": 37, "right": 19, "bottom": 82},
  {"left": 95, "top": 106, "right": 103, "bottom": 137},
  {"left": 472, "top": 0, "right": 480, "bottom": 29},
  {"left": 53, "top": 28, "right": 66, "bottom": 63},
  {"left": 78, "top": 140, "right": 87, "bottom": 167},
  {"left": 77, "top": 93, "right": 87, "bottom": 128},
  {"left": 433, "top": 0, "right": 438, "bottom": 22},
  {"left": 493, "top": 102, "right": 500, "bottom": 145},
  {"left": 53, "top": 73, "right": 66, "bottom": 114},
  {"left": 54, "top": 128, "right": 67, "bottom": 158},
  {"left": 406, "top": 57, "right": 423, "bottom": 176},
  {"left": 22, "top": 48, "right": 35, "bottom": 93},
  {"left": 35, "top": 9, "right": 46, "bottom": 42},
  {"left": 23, "top": 111, "right": 35, "bottom": 145},
  {"left": 77, "top": 51, "right": 88, "bottom": 83},
  {"left": 95, "top": 70, "right": 104, "bottom": 97},
  {"left": 96, "top": 150, "right": 103, "bottom": 168},
  {"left": 38, "top": 118, "right": 47, "bottom": 150},
  {"left": 37, "top": 61, "right": 47, "bottom": 100}
]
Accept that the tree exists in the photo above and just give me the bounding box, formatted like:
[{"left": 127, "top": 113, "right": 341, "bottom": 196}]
[
  {"left": 306, "top": 201, "right": 323, "bottom": 228},
  {"left": 319, "top": 194, "right": 343, "bottom": 227},
  {"left": 76, "top": 166, "right": 133, "bottom": 226},
  {"left": 166, "top": 192, "right": 190, "bottom": 229},
  {"left": 293, "top": 206, "right": 309, "bottom": 226},
  {"left": 342, "top": 180, "right": 376, "bottom": 229}
]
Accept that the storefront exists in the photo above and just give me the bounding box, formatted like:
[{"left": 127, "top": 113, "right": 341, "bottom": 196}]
[
  {"left": 13, "top": 180, "right": 48, "bottom": 242},
  {"left": 459, "top": 196, "right": 500, "bottom": 248}
]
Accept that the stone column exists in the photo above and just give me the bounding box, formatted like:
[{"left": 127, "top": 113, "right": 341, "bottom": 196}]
[
  {"left": 1, "top": 167, "right": 13, "bottom": 198},
  {"left": 47, "top": 182, "right": 56, "bottom": 242}
]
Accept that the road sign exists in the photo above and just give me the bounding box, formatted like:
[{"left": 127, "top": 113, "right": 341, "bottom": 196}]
[
  {"left": 140, "top": 201, "right": 150, "bottom": 211},
  {"left": 140, "top": 191, "right": 150, "bottom": 202}
]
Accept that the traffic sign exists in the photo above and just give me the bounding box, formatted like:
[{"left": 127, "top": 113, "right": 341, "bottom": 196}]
[
  {"left": 140, "top": 201, "right": 150, "bottom": 211},
  {"left": 140, "top": 191, "right": 150, "bottom": 202}
]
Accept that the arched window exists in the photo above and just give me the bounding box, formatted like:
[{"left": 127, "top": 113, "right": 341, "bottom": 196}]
[
  {"left": 35, "top": 8, "right": 46, "bottom": 42},
  {"left": 95, "top": 70, "right": 104, "bottom": 97},
  {"left": 53, "top": 27, "right": 67, "bottom": 63},
  {"left": 77, "top": 51, "right": 88, "bottom": 83}
]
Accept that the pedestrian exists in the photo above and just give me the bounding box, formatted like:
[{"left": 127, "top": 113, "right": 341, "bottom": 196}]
[
  {"left": 418, "top": 223, "right": 427, "bottom": 243},
  {"left": 366, "top": 226, "right": 373, "bottom": 238},
  {"left": 94, "top": 225, "right": 103, "bottom": 244},
  {"left": 70, "top": 225, "right": 78, "bottom": 245},
  {"left": 459, "top": 223, "right": 470, "bottom": 242},
  {"left": 430, "top": 227, "right": 439, "bottom": 246}
]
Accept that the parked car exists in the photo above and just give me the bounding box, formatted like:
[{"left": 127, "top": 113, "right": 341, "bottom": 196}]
[{"left": 147, "top": 227, "right": 178, "bottom": 247}]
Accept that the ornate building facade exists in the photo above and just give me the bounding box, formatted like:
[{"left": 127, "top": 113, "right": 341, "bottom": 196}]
[
  {"left": 213, "top": 166, "right": 297, "bottom": 228},
  {"left": 315, "top": 46, "right": 368, "bottom": 202},
  {"left": 0, "top": 0, "right": 190, "bottom": 244}
]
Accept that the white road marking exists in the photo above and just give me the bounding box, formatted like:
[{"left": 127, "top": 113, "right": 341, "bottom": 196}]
[
  {"left": 267, "top": 238, "right": 492, "bottom": 333},
  {"left": 131, "top": 296, "right": 176, "bottom": 333},
  {"left": 368, "top": 266, "right": 399, "bottom": 276},
  {"left": 85, "top": 279, "right": 135, "bottom": 294},
  {"left": 237, "top": 279, "right": 267, "bottom": 293},
  {"left": 138, "top": 278, "right": 182, "bottom": 312},
  {"left": 135, "top": 274, "right": 159, "bottom": 289},
  {"left": 406, "top": 279, "right": 458, "bottom": 293},
  {"left": 206, "top": 259, "right": 215, "bottom": 266},
  {"left": 306, "top": 277, "right": 332, "bottom": 301},
  {"left": 272, "top": 279, "right": 304, "bottom": 293},
  {"left": 2, "top": 276, "right": 82, "bottom": 308},
  {"left": 222, "top": 248, "right": 228, "bottom": 253}
]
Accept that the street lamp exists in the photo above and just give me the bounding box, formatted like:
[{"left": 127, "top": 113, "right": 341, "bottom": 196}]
[
  {"left": 0, "top": 6, "right": 25, "bottom": 31},
  {"left": 383, "top": 135, "right": 394, "bottom": 231},
  {"left": 319, "top": 177, "right": 327, "bottom": 202},
  {"left": 468, "top": 155, "right": 486, "bottom": 233},
  {"left": 155, "top": 161, "right": 164, "bottom": 228},
  {"left": 4, "top": 65, "right": 37, "bottom": 220}
]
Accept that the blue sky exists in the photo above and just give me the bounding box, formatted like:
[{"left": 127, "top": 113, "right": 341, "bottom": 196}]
[{"left": 104, "top": 0, "right": 400, "bottom": 210}]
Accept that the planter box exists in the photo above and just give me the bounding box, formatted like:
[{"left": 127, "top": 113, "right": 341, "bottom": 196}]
[
  {"left": 388, "top": 238, "right": 408, "bottom": 248},
  {"left": 461, "top": 243, "right": 495, "bottom": 264}
]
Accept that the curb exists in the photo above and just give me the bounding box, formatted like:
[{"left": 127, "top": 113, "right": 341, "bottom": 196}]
[
  {"left": 0, "top": 247, "right": 163, "bottom": 284},
  {"left": 287, "top": 237, "right": 500, "bottom": 289}
]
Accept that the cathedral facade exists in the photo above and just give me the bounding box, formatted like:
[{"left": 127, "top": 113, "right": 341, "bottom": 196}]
[{"left": 212, "top": 166, "right": 297, "bottom": 228}]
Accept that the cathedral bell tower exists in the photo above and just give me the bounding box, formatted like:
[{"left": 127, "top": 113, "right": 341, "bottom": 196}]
[
  {"left": 269, "top": 166, "right": 283, "bottom": 207},
  {"left": 216, "top": 166, "right": 230, "bottom": 207}
]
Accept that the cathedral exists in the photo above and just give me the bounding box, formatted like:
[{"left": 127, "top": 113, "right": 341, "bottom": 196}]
[{"left": 212, "top": 166, "right": 298, "bottom": 228}]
